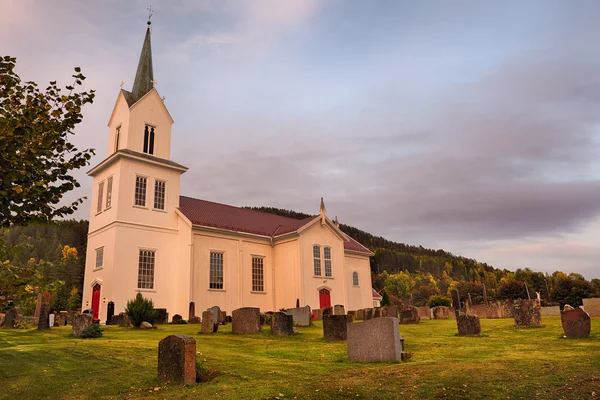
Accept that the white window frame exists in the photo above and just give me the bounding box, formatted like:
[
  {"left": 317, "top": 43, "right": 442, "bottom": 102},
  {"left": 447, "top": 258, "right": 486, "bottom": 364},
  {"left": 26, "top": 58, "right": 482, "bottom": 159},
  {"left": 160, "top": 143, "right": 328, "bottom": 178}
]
[
  {"left": 143, "top": 124, "right": 156, "bottom": 155},
  {"left": 153, "top": 179, "right": 166, "bottom": 211},
  {"left": 134, "top": 175, "right": 148, "bottom": 208},
  {"left": 352, "top": 271, "right": 359, "bottom": 286},
  {"left": 95, "top": 247, "right": 104, "bottom": 270},
  {"left": 105, "top": 176, "right": 113, "bottom": 210},
  {"left": 209, "top": 251, "right": 224, "bottom": 290},
  {"left": 96, "top": 180, "right": 104, "bottom": 214},
  {"left": 137, "top": 248, "right": 156, "bottom": 290},
  {"left": 114, "top": 125, "right": 121, "bottom": 153},
  {"left": 324, "top": 247, "right": 332, "bottom": 277},
  {"left": 313, "top": 245, "right": 321, "bottom": 276},
  {"left": 251, "top": 256, "right": 265, "bottom": 293}
]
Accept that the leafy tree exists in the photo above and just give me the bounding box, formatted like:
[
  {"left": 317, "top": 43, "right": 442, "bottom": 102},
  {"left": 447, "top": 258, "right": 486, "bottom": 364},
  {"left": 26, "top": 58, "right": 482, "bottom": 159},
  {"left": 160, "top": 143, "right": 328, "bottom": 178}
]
[
  {"left": 412, "top": 284, "right": 440, "bottom": 306},
  {"left": 0, "top": 56, "right": 95, "bottom": 227},
  {"left": 428, "top": 295, "right": 452, "bottom": 308},
  {"left": 552, "top": 275, "right": 596, "bottom": 308},
  {"left": 380, "top": 289, "right": 391, "bottom": 306},
  {"left": 125, "top": 293, "right": 157, "bottom": 327},
  {"left": 496, "top": 280, "right": 529, "bottom": 300}
]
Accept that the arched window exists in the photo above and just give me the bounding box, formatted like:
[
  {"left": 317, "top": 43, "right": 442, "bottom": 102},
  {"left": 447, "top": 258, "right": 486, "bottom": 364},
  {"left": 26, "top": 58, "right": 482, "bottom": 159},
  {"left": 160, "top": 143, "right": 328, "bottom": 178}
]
[
  {"left": 313, "top": 245, "right": 321, "bottom": 276},
  {"left": 352, "top": 271, "right": 359, "bottom": 286}
]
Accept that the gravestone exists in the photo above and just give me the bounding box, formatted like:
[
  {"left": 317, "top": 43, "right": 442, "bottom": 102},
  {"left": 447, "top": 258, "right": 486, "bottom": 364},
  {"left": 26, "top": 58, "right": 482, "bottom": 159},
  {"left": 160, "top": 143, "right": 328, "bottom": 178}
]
[
  {"left": 220, "top": 311, "right": 227, "bottom": 325},
  {"left": 33, "top": 293, "right": 43, "bottom": 325},
  {"left": 383, "top": 305, "right": 398, "bottom": 318},
  {"left": 323, "top": 315, "right": 349, "bottom": 340},
  {"left": 561, "top": 306, "right": 591, "bottom": 338},
  {"left": 106, "top": 301, "right": 115, "bottom": 325},
  {"left": 512, "top": 299, "right": 542, "bottom": 327},
  {"left": 140, "top": 321, "right": 153, "bottom": 329},
  {"left": 312, "top": 308, "right": 323, "bottom": 320},
  {"left": 284, "top": 305, "right": 311, "bottom": 326},
  {"left": 188, "top": 302, "right": 195, "bottom": 320},
  {"left": 355, "top": 309, "right": 364, "bottom": 320},
  {"left": 260, "top": 312, "right": 266, "bottom": 329},
  {"left": 347, "top": 317, "right": 402, "bottom": 362},
  {"left": 57, "top": 312, "right": 68, "bottom": 327},
  {"left": 172, "top": 314, "right": 183, "bottom": 324},
  {"left": 456, "top": 315, "right": 481, "bottom": 336},
  {"left": 72, "top": 314, "right": 93, "bottom": 336},
  {"left": 270, "top": 312, "right": 294, "bottom": 336},
  {"left": 333, "top": 305, "right": 346, "bottom": 315},
  {"left": 3, "top": 308, "right": 17, "bottom": 329},
  {"left": 111, "top": 312, "right": 131, "bottom": 327},
  {"left": 373, "top": 307, "right": 383, "bottom": 318},
  {"left": 158, "top": 335, "right": 196, "bottom": 385},
  {"left": 188, "top": 316, "right": 201, "bottom": 324},
  {"left": 201, "top": 311, "right": 214, "bottom": 334},
  {"left": 364, "top": 308, "right": 374, "bottom": 321},
  {"left": 49, "top": 313, "right": 56, "bottom": 327},
  {"left": 232, "top": 307, "right": 261, "bottom": 334},
  {"left": 347, "top": 311, "right": 356, "bottom": 322},
  {"left": 399, "top": 306, "right": 420, "bottom": 324},
  {"left": 451, "top": 289, "right": 462, "bottom": 317},
  {"left": 322, "top": 307, "right": 333, "bottom": 318},
  {"left": 432, "top": 306, "right": 451, "bottom": 319},
  {"left": 155, "top": 308, "right": 168, "bottom": 324},
  {"left": 208, "top": 306, "right": 221, "bottom": 326},
  {"left": 37, "top": 303, "right": 51, "bottom": 330}
]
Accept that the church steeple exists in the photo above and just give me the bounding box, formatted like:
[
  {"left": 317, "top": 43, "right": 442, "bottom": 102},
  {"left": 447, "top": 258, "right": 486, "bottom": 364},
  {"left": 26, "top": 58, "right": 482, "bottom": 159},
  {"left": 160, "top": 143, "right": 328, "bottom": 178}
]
[{"left": 131, "top": 23, "right": 154, "bottom": 103}]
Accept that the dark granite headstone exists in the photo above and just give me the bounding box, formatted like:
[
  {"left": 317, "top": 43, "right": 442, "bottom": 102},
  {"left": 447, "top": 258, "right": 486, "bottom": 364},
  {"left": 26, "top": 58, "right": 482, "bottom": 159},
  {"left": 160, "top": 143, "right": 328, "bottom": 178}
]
[
  {"left": 57, "top": 312, "right": 69, "bottom": 327},
  {"left": 172, "top": 314, "right": 183, "bottom": 324},
  {"left": 158, "top": 335, "right": 196, "bottom": 385},
  {"left": 383, "top": 305, "right": 398, "bottom": 318},
  {"left": 399, "top": 306, "right": 420, "bottom": 324},
  {"left": 201, "top": 311, "right": 214, "bottom": 334},
  {"left": 270, "top": 312, "right": 294, "bottom": 336},
  {"left": 232, "top": 307, "right": 261, "bottom": 334},
  {"left": 355, "top": 309, "right": 364, "bottom": 320},
  {"left": 2, "top": 308, "right": 17, "bottom": 329},
  {"left": 456, "top": 315, "right": 481, "bottom": 336},
  {"left": 323, "top": 315, "right": 348, "bottom": 340},
  {"left": 188, "top": 302, "right": 195, "bottom": 320},
  {"left": 72, "top": 314, "right": 93, "bottom": 336},
  {"left": 155, "top": 308, "right": 168, "bottom": 324},
  {"left": 513, "top": 300, "right": 542, "bottom": 327},
  {"left": 322, "top": 307, "right": 333, "bottom": 318},
  {"left": 37, "top": 303, "right": 51, "bottom": 330},
  {"left": 106, "top": 301, "right": 115, "bottom": 325},
  {"left": 373, "top": 307, "right": 383, "bottom": 318},
  {"left": 188, "top": 316, "right": 201, "bottom": 324},
  {"left": 347, "top": 311, "right": 356, "bottom": 322},
  {"left": 364, "top": 308, "right": 374, "bottom": 320},
  {"left": 561, "top": 306, "right": 591, "bottom": 338},
  {"left": 220, "top": 311, "right": 227, "bottom": 325}
]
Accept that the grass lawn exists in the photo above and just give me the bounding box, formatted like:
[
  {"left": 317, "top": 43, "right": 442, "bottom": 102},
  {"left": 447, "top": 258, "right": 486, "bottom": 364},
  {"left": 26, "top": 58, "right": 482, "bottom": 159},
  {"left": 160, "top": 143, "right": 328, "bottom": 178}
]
[{"left": 0, "top": 317, "right": 599, "bottom": 400}]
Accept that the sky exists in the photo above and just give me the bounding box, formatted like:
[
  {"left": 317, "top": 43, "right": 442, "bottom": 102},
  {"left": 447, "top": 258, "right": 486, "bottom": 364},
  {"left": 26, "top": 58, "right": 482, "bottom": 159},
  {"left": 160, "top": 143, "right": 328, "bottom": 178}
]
[{"left": 2, "top": 0, "right": 600, "bottom": 279}]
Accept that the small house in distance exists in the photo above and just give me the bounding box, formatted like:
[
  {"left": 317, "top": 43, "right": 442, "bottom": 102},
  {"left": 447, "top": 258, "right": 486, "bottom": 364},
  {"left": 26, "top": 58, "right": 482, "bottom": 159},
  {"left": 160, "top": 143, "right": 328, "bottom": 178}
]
[{"left": 81, "top": 22, "right": 374, "bottom": 323}]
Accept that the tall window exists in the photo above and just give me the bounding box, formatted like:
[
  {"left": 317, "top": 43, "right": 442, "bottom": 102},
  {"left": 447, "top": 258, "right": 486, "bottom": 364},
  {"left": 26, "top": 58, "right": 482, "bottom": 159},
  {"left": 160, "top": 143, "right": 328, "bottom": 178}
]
[
  {"left": 115, "top": 126, "right": 120, "bottom": 152},
  {"left": 95, "top": 247, "right": 104, "bottom": 269},
  {"left": 252, "top": 257, "right": 264, "bottom": 292},
  {"left": 324, "top": 247, "right": 332, "bottom": 277},
  {"left": 105, "top": 176, "right": 113, "bottom": 209},
  {"left": 97, "top": 181, "right": 104, "bottom": 213},
  {"left": 209, "top": 252, "right": 224, "bottom": 289},
  {"left": 352, "top": 271, "right": 359, "bottom": 286},
  {"left": 154, "top": 180, "right": 166, "bottom": 210},
  {"left": 143, "top": 125, "right": 155, "bottom": 155},
  {"left": 135, "top": 176, "right": 147, "bottom": 206},
  {"left": 137, "top": 249, "right": 155, "bottom": 289},
  {"left": 313, "top": 245, "right": 321, "bottom": 276}
]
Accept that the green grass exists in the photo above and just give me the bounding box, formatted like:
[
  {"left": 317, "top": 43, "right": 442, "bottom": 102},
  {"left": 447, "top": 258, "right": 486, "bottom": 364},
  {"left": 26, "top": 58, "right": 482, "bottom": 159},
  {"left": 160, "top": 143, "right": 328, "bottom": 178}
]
[{"left": 0, "top": 317, "right": 599, "bottom": 400}]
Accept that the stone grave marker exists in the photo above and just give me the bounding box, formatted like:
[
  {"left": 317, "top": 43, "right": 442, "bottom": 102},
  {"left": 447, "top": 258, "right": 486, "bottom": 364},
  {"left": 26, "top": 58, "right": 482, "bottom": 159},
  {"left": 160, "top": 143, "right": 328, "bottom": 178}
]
[
  {"left": 188, "top": 316, "right": 201, "bottom": 324},
  {"left": 355, "top": 309, "right": 364, "bottom": 320},
  {"left": 188, "top": 302, "right": 195, "bottom": 320},
  {"left": 111, "top": 312, "right": 131, "bottom": 327},
  {"left": 373, "top": 307, "right": 383, "bottom": 318},
  {"left": 49, "top": 313, "right": 56, "bottom": 327},
  {"left": 220, "top": 311, "right": 227, "bottom": 325},
  {"left": 57, "top": 312, "right": 68, "bottom": 327},
  {"left": 106, "top": 301, "right": 115, "bottom": 325},
  {"left": 333, "top": 305, "right": 346, "bottom": 315},
  {"left": 72, "top": 314, "right": 93, "bottom": 336},
  {"left": 284, "top": 305, "right": 311, "bottom": 326},
  {"left": 383, "top": 305, "right": 398, "bottom": 318},
  {"left": 561, "top": 306, "right": 591, "bottom": 338},
  {"left": 347, "top": 310, "right": 356, "bottom": 322},
  {"left": 323, "top": 315, "right": 349, "bottom": 340},
  {"left": 399, "top": 306, "right": 420, "bottom": 324},
  {"left": 158, "top": 335, "right": 196, "bottom": 385},
  {"left": 155, "top": 308, "right": 168, "bottom": 324},
  {"left": 208, "top": 306, "right": 221, "bottom": 328},
  {"left": 37, "top": 303, "right": 51, "bottom": 330},
  {"left": 363, "top": 308, "right": 374, "bottom": 321},
  {"left": 201, "top": 311, "right": 214, "bottom": 334},
  {"left": 451, "top": 289, "right": 462, "bottom": 318},
  {"left": 33, "top": 293, "right": 43, "bottom": 325},
  {"left": 432, "top": 306, "right": 451, "bottom": 319},
  {"left": 347, "top": 317, "right": 403, "bottom": 362},
  {"left": 172, "top": 314, "right": 183, "bottom": 324},
  {"left": 270, "top": 312, "right": 294, "bottom": 336},
  {"left": 512, "top": 299, "right": 542, "bottom": 327},
  {"left": 456, "top": 315, "right": 481, "bottom": 336},
  {"left": 2, "top": 308, "right": 17, "bottom": 329},
  {"left": 322, "top": 307, "right": 333, "bottom": 318},
  {"left": 312, "top": 308, "right": 323, "bottom": 320},
  {"left": 232, "top": 307, "right": 261, "bottom": 334}
]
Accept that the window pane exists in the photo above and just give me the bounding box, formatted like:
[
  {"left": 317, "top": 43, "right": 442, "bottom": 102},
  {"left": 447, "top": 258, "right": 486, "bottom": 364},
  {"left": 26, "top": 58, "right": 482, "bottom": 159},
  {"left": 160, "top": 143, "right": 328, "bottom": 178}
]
[
  {"left": 252, "top": 257, "right": 264, "bottom": 292},
  {"left": 143, "top": 125, "right": 149, "bottom": 153},
  {"left": 154, "top": 180, "right": 166, "bottom": 210},
  {"left": 313, "top": 245, "right": 321, "bottom": 276},
  {"left": 95, "top": 247, "right": 104, "bottom": 268},
  {"left": 135, "top": 176, "right": 147, "bottom": 206},
  {"left": 324, "top": 247, "right": 332, "bottom": 277},
  {"left": 210, "top": 252, "right": 224, "bottom": 289},
  {"left": 137, "top": 249, "right": 155, "bottom": 289},
  {"left": 97, "top": 181, "right": 104, "bottom": 213},
  {"left": 353, "top": 271, "right": 359, "bottom": 286},
  {"left": 106, "top": 177, "right": 113, "bottom": 209}
]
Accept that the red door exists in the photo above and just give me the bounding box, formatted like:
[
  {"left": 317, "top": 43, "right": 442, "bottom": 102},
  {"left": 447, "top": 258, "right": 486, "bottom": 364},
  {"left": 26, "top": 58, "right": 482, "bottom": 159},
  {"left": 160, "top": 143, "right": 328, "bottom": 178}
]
[
  {"left": 91, "top": 284, "right": 101, "bottom": 321},
  {"left": 319, "top": 289, "right": 331, "bottom": 308}
]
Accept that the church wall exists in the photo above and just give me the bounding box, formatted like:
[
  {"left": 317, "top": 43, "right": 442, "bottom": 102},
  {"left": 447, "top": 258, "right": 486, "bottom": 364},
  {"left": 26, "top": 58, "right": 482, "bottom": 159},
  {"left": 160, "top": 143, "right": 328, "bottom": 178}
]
[
  {"left": 88, "top": 164, "right": 121, "bottom": 234},
  {"left": 298, "top": 222, "right": 348, "bottom": 310},
  {"left": 343, "top": 253, "right": 373, "bottom": 311},
  {"left": 107, "top": 93, "right": 131, "bottom": 157},
  {"left": 273, "top": 238, "right": 300, "bottom": 310},
  {"left": 128, "top": 90, "right": 172, "bottom": 159},
  {"left": 240, "top": 240, "right": 275, "bottom": 311}
]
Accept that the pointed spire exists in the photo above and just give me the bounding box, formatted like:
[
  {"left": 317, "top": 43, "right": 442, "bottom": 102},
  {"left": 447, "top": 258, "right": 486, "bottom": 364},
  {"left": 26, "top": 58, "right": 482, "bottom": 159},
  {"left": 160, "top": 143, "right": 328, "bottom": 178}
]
[
  {"left": 131, "top": 23, "right": 154, "bottom": 103},
  {"left": 320, "top": 197, "right": 326, "bottom": 214},
  {"left": 334, "top": 216, "right": 339, "bottom": 228}
]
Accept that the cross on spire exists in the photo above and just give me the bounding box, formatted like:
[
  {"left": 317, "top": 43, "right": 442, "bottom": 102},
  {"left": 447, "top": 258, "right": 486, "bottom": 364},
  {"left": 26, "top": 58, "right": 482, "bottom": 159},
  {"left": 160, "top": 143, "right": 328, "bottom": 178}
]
[{"left": 147, "top": 6, "right": 154, "bottom": 25}]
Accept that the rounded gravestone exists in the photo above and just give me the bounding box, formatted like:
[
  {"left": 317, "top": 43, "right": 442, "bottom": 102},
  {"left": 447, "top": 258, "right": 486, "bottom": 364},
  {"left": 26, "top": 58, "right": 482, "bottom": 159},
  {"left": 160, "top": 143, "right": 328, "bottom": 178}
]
[
  {"left": 201, "top": 311, "right": 215, "bottom": 334},
  {"left": 158, "top": 335, "right": 196, "bottom": 385},
  {"left": 561, "top": 306, "right": 591, "bottom": 338},
  {"left": 232, "top": 307, "right": 261, "bottom": 334}
]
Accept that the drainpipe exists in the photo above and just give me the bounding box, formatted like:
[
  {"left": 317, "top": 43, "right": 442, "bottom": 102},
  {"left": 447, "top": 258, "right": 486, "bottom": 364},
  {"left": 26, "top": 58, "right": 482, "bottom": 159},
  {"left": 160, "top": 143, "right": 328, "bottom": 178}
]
[{"left": 271, "top": 225, "right": 281, "bottom": 311}]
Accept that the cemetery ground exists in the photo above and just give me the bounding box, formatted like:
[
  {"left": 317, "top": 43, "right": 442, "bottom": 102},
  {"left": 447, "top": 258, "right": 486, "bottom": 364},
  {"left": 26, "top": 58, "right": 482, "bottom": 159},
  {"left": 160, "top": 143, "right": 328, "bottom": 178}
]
[{"left": 0, "top": 317, "right": 599, "bottom": 400}]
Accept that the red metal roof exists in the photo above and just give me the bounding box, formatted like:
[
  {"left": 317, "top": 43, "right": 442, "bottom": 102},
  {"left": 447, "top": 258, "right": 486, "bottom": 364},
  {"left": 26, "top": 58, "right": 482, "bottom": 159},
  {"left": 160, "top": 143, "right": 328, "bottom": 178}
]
[
  {"left": 178, "top": 195, "right": 372, "bottom": 254},
  {"left": 372, "top": 289, "right": 382, "bottom": 299}
]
